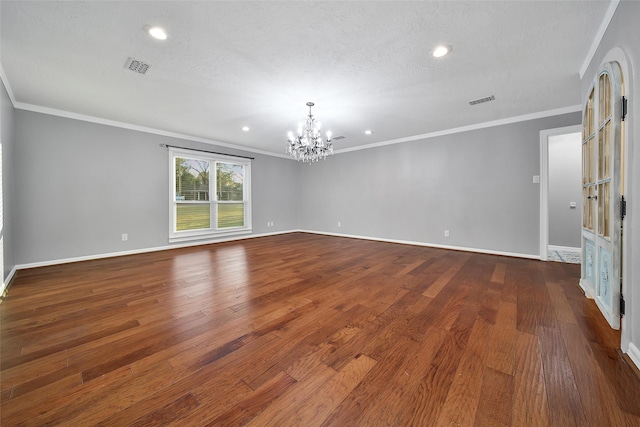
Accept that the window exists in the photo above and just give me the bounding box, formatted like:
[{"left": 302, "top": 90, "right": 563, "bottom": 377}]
[{"left": 169, "top": 148, "right": 251, "bottom": 242}]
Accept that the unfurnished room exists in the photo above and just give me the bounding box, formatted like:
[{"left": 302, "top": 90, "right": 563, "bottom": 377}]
[{"left": 1, "top": 1, "right": 640, "bottom": 425}]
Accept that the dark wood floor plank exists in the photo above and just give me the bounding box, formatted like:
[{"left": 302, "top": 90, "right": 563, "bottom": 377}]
[
  {"left": 512, "top": 331, "right": 550, "bottom": 426},
  {"left": 538, "top": 325, "right": 588, "bottom": 427},
  {"left": 1, "top": 233, "right": 639, "bottom": 426},
  {"left": 474, "top": 367, "right": 514, "bottom": 426}
]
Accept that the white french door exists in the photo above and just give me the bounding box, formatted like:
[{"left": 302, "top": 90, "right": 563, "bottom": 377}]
[{"left": 581, "top": 61, "right": 624, "bottom": 329}]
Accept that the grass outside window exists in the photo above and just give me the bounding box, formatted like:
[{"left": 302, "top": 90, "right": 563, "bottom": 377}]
[{"left": 176, "top": 203, "right": 244, "bottom": 231}]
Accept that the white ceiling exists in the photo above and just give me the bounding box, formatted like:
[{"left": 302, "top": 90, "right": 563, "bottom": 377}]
[{"left": 1, "top": 1, "right": 611, "bottom": 156}]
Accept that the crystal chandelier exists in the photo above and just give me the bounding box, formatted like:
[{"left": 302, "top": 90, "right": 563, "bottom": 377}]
[{"left": 287, "top": 102, "right": 333, "bottom": 163}]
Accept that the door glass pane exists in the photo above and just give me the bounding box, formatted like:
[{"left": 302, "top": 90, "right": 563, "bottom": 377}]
[
  {"left": 582, "top": 142, "right": 589, "bottom": 185},
  {"left": 586, "top": 186, "right": 596, "bottom": 231},
  {"left": 599, "top": 122, "right": 611, "bottom": 180},
  {"left": 217, "top": 203, "right": 244, "bottom": 228},
  {"left": 582, "top": 187, "right": 590, "bottom": 228},
  {"left": 176, "top": 204, "right": 210, "bottom": 231},
  {"left": 587, "top": 89, "right": 594, "bottom": 135},
  {"left": 588, "top": 137, "right": 596, "bottom": 183},
  {"left": 598, "top": 182, "right": 610, "bottom": 238},
  {"left": 600, "top": 73, "right": 610, "bottom": 122}
]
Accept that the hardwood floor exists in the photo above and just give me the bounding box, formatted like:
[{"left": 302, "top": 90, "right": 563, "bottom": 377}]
[{"left": 1, "top": 233, "right": 639, "bottom": 426}]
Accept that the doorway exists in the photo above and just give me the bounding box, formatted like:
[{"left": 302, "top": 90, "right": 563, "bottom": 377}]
[{"left": 539, "top": 125, "right": 582, "bottom": 262}]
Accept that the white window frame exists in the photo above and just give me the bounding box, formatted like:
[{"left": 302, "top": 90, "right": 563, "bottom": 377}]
[{"left": 169, "top": 147, "right": 252, "bottom": 243}]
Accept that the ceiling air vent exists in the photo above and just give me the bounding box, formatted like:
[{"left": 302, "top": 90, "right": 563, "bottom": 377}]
[
  {"left": 469, "top": 95, "right": 495, "bottom": 106},
  {"left": 124, "top": 57, "right": 151, "bottom": 75},
  {"left": 332, "top": 136, "right": 346, "bottom": 140}
]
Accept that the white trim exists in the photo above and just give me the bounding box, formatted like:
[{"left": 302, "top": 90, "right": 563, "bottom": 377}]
[
  {"left": 579, "top": 0, "right": 621, "bottom": 79},
  {"left": 168, "top": 146, "right": 253, "bottom": 242},
  {"left": 299, "top": 230, "right": 540, "bottom": 260},
  {"left": 11, "top": 230, "right": 540, "bottom": 279},
  {"left": 335, "top": 105, "right": 581, "bottom": 155},
  {"left": 11, "top": 97, "right": 580, "bottom": 161},
  {"left": 13, "top": 230, "right": 295, "bottom": 271},
  {"left": 579, "top": 278, "right": 596, "bottom": 299},
  {"left": 0, "top": 65, "right": 17, "bottom": 106},
  {"left": 548, "top": 245, "right": 581, "bottom": 254},
  {"left": 13, "top": 102, "right": 291, "bottom": 160},
  {"left": 627, "top": 342, "right": 640, "bottom": 372},
  {"left": 539, "top": 125, "right": 582, "bottom": 262},
  {"left": 1, "top": 266, "right": 17, "bottom": 294}
]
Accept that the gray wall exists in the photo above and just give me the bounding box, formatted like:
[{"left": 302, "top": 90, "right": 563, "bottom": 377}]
[
  {"left": 581, "top": 0, "right": 640, "bottom": 358},
  {"left": 13, "top": 110, "right": 300, "bottom": 265},
  {"left": 298, "top": 112, "right": 580, "bottom": 256},
  {"left": 548, "top": 132, "right": 582, "bottom": 248},
  {"left": 1, "top": 79, "right": 16, "bottom": 287}
]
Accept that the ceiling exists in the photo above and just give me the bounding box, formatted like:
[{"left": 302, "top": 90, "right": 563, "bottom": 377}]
[{"left": 1, "top": 1, "right": 611, "bottom": 157}]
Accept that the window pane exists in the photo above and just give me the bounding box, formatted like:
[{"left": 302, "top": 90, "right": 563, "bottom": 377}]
[
  {"left": 175, "top": 157, "right": 210, "bottom": 201},
  {"left": 176, "top": 203, "right": 210, "bottom": 231},
  {"left": 216, "top": 162, "right": 244, "bottom": 201},
  {"left": 217, "top": 203, "right": 244, "bottom": 228}
]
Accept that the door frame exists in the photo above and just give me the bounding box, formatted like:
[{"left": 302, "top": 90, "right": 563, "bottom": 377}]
[{"left": 539, "top": 125, "right": 582, "bottom": 262}]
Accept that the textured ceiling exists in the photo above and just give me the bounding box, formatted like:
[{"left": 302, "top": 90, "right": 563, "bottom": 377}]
[{"left": 1, "top": 1, "right": 610, "bottom": 156}]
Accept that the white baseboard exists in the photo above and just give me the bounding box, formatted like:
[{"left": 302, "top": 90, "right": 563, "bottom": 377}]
[
  {"left": 300, "top": 230, "right": 541, "bottom": 260},
  {"left": 1, "top": 266, "right": 18, "bottom": 295},
  {"left": 548, "top": 245, "right": 581, "bottom": 254},
  {"left": 14, "top": 229, "right": 542, "bottom": 276},
  {"left": 14, "top": 230, "right": 295, "bottom": 271},
  {"left": 627, "top": 342, "right": 640, "bottom": 372}
]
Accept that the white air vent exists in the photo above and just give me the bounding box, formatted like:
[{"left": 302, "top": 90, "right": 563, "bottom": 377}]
[
  {"left": 124, "top": 57, "right": 151, "bottom": 75},
  {"left": 332, "top": 135, "right": 346, "bottom": 140},
  {"left": 469, "top": 95, "right": 495, "bottom": 106}
]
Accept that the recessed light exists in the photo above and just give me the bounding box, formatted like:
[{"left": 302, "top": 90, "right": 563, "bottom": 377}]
[
  {"left": 432, "top": 45, "right": 451, "bottom": 58},
  {"left": 148, "top": 26, "right": 167, "bottom": 40},
  {"left": 365, "top": 130, "right": 373, "bottom": 135},
  {"left": 242, "top": 126, "right": 250, "bottom": 132}
]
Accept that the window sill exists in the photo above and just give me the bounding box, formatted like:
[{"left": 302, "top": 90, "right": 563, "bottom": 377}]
[{"left": 169, "top": 228, "right": 252, "bottom": 244}]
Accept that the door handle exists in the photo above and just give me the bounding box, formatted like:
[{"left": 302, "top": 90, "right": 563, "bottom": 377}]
[{"left": 588, "top": 195, "right": 598, "bottom": 200}]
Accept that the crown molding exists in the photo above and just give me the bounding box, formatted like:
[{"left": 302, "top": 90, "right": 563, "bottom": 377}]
[
  {"left": 0, "top": 64, "right": 17, "bottom": 106},
  {"left": 13, "top": 101, "right": 291, "bottom": 160},
  {"left": 579, "top": 0, "right": 620, "bottom": 79},
  {"left": 333, "top": 104, "right": 582, "bottom": 155}
]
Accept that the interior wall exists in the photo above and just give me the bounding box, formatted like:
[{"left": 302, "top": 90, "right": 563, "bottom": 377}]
[
  {"left": 548, "top": 132, "right": 582, "bottom": 248},
  {"left": 298, "top": 112, "right": 580, "bottom": 257},
  {"left": 1, "top": 79, "right": 16, "bottom": 288},
  {"left": 580, "top": 0, "right": 640, "bottom": 360},
  {"left": 13, "top": 110, "right": 300, "bottom": 265}
]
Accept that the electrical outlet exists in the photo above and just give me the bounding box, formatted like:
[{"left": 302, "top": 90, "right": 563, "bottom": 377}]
[
  {"left": 444, "top": 230, "right": 450, "bottom": 237},
  {"left": 533, "top": 175, "right": 540, "bottom": 184},
  {"left": 122, "top": 233, "right": 128, "bottom": 241},
  {"left": 337, "top": 221, "right": 342, "bottom": 227}
]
